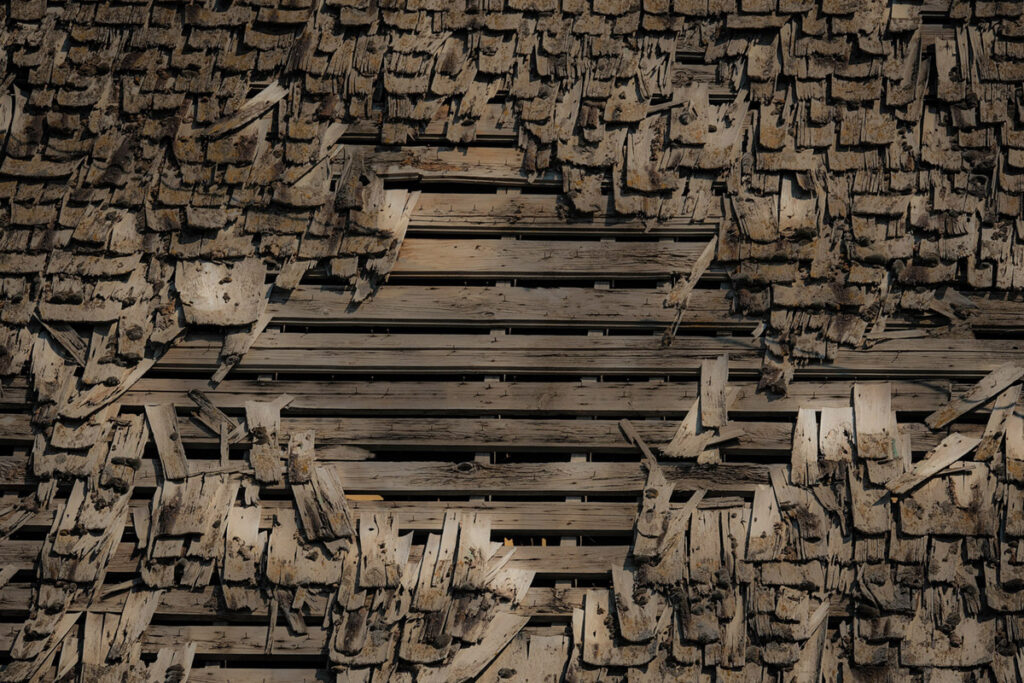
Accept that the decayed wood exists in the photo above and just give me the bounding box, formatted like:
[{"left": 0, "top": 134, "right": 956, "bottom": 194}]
[
  {"left": 925, "top": 363, "right": 1024, "bottom": 429},
  {"left": 745, "top": 484, "right": 782, "bottom": 562},
  {"left": 144, "top": 404, "right": 189, "bottom": 481},
  {"left": 176, "top": 259, "right": 268, "bottom": 327},
  {"left": 665, "top": 238, "right": 718, "bottom": 309},
  {"left": 853, "top": 383, "right": 895, "bottom": 461},
  {"left": 790, "top": 408, "right": 819, "bottom": 485},
  {"left": 661, "top": 388, "right": 741, "bottom": 460},
  {"left": 886, "top": 433, "right": 981, "bottom": 495},
  {"left": 700, "top": 354, "right": 729, "bottom": 429},
  {"left": 977, "top": 384, "right": 1021, "bottom": 461},
  {"left": 212, "top": 308, "right": 272, "bottom": 385},
  {"left": 418, "top": 612, "right": 530, "bottom": 683},
  {"left": 618, "top": 418, "right": 659, "bottom": 468},
  {"left": 245, "top": 397, "right": 292, "bottom": 484},
  {"left": 1007, "top": 395, "right": 1024, "bottom": 482},
  {"left": 819, "top": 407, "right": 854, "bottom": 462},
  {"left": 632, "top": 461, "right": 672, "bottom": 561},
  {"left": 0, "top": 449, "right": 772, "bottom": 494},
  {"left": 34, "top": 317, "right": 87, "bottom": 367},
  {"left": 199, "top": 82, "right": 287, "bottom": 138},
  {"left": 611, "top": 567, "right": 663, "bottom": 643},
  {"left": 188, "top": 389, "right": 245, "bottom": 444},
  {"left": 106, "top": 589, "right": 164, "bottom": 661},
  {"left": 293, "top": 463, "right": 356, "bottom": 542},
  {"left": 159, "top": 332, "right": 1024, "bottom": 379},
  {"left": 0, "top": 611, "right": 80, "bottom": 682}
]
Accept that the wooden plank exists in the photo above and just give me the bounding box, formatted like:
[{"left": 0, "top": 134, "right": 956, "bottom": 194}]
[
  {"left": 0, "top": 412, "right": 974, "bottom": 455},
  {"left": 925, "top": 363, "right": 1024, "bottom": 429},
  {"left": 198, "top": 81, "right": 287, "bottom": 138},
  {"left": 886, "top": 433, "right": 981, "bottom": 495},
  {"left": 0, "top": 540, "right": 634, "bottom": 577},
  {"left": 21, "top": 498, "right": 748, "bottom": 536},
  {"left": 0, "top": 455, "right": 769, "bottom": 494},
  {"left": 853, "top": 383, "right": 895, "bottom": 461},
  {"left": 144, "top": 404, "right": 189, "bottom": 481},
  {"left": 90, "top": 378, "right": 968, "bottom": 418},
  {"left": 34, "top": 287, "right": 1024, "bottom": 340},
  {"left": 391, "top": 238, "right": 712, "bottom": 278},
  {"left": 700, "top": 354, "right": 729, "bottom": 428},
  {"left": 156, "top": 333, "right": 1024, "bottom": 379},
  {"left": 264, "top": 285, "right": 738, "bottom": 329},
  {"left": 0, "top": 582, "right": 585, "bottom": 622},
  {"left": 409, "top": 193, "right": 720, "bottom": 236}
]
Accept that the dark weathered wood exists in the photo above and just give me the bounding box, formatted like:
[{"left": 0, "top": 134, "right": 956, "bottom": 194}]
[
  {"left": 0, "top": 378, "right": 973, "bottom": 417},
  {"left": 22, "top": 498, "right": 746, "bottom": 536},
  {"left": 0, "top": 540, "right": 632, "bottom": 578},
  {"left": 264, "top": 285, "right": 738, "bottom": 329},
  {"left": 0, "top": 452, "right": 769, "bottom": 494},
  {"left": 0, "top": 412, "right": 974, "bottom": 454},
  {"left": 156, "top": 332, "right": 1024, "bottom": 379},
  {"left": 392, "top": 238, "right": 712, "bottom": 278},
  {"left": 409, "top": 193, "right": 721, "bottom": 236}
]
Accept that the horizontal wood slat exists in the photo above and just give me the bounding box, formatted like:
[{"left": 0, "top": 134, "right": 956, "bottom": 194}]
[
  {"left": 410, "top": 192, "right": 721, "bottom": 236},
  {"left": 391, "top": 238, "right": 712, "bottom": 278},
  {"left": 268, "top": 285, "right": 737, "bottom": 328},
  {"left": 0, "top": 413, "right": 970, "bottom": 454},
  {"left": 0, "top": 540, "right": 628, "bottom": 577},
  {"left": 263, "top": 285, "right": 1024, "bottom": 332},
  {"left": 0, "top": 455, "right": 770, "bottom": 493},
  {"left": 21, "top": 498, "right": 742, "bottom": 535},
  {"left": 160, "top": 333, "right": 1024, "bottom": 379},
  {"left": 0, "top": 583, "right": 601, "bottom": 621}
]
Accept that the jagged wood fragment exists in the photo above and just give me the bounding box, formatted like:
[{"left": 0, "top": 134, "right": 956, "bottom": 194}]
[
  {"left": 211, "top": 306, "right": 272, "bottom": 386},
  {"left": 414, "top": 512, "right": 459, "bottom": 612},
  {"left": 632, "top": 461, "right": 672, "bottom": 561},
  {"left": 665, "top": 238, "right": 718, "bottom": 309},
  {"left": 977, "top": 384, "right": 1021, "bottom": 461},
  {"left": 293, "top": 465, "right": 356, "bottom": 541},
  {"left": 274, "top": 259, "right": 314, "bottom": 291},
  {"left": 199, "top": 81, "right": 287, "bottom": 138},
  {"left": 791, "top": 408, "right": 820, "bottom": 485},
  {"left": 107, "top": 589, "right": 164, "bottom": 661},
  {"left": 245, "top": 398, "right": 292, "bottom": 484},
  {"left": 700, "top": 354, "right": 728, "bottom": 429},
  {"left": 661, "top": 389, "right": 741, "bottom": 459},
  {"left": 418, "top": 611, "right": 530, "bottom": 683},
  {"left": 188, "top": 389, "right": 245, "bottom": 444},
  {"left": 618, "top": 418, "right": 658, "bottom": 468},
  {"left": 144, "top": 404, "right": 188, "bottom": 481},
  {"left": 1007, "top": 395, "right": 1024, "bottom": 482},
  {"left": 887, "top": 433, "right": 981, "bottom": 495},
  {"left": 819, "top": 407, "right": 854, "bottom": 462},
  {"left": 925, "top": 363, "right": 1024, "bottom": 429},
  {"left": 663, "top": 237, "right": 718, "bottom": 344},
  {"left": 581, "top": 590, "right": 667, "bottom": 667},
  {"left": 611, "top": 566, "right": 663, "bottom": 643},
  {"left": 34, "top": 316, "right": 87, "bottom": 367},
  {"left": 176, "top": 259, "right": 267, "bottom": 327},
  {"left": 854, "top": 383, "right": 895, "bottom": 461},
  {"left": 452, "top": 512, "right": 493, "bottom": 590},
  {"left": 0, "top": 611, "right": 81, "bottom": 682}
]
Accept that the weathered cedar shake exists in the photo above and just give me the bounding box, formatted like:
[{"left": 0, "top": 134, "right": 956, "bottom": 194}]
[{"left": 1, "top": 0, "right": 1024, "bottom": 680}]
